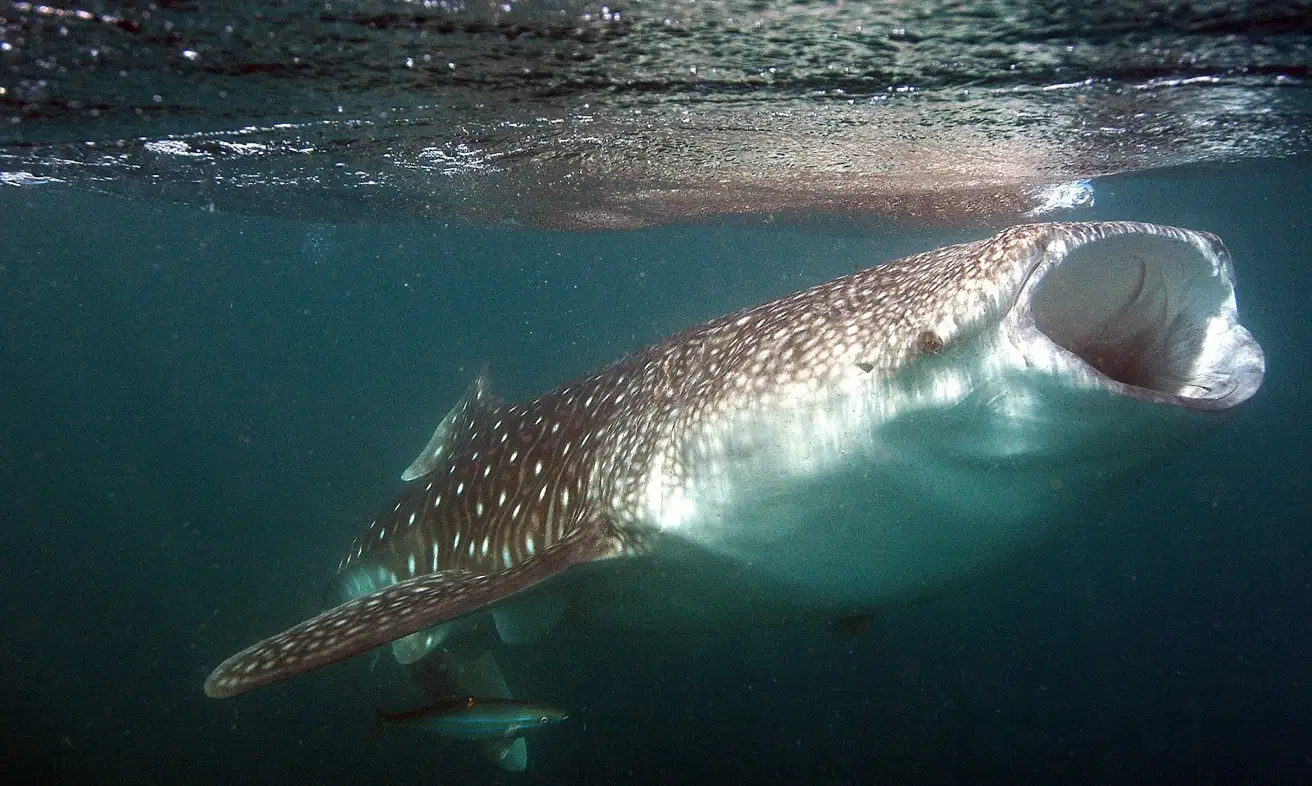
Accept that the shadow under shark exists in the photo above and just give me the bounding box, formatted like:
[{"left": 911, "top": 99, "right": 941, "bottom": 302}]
[{"left": 205, "top": 223, "right": 1264, "bottom": 739}]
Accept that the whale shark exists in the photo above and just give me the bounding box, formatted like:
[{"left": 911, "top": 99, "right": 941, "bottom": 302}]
[{"left": 205, "top": 221, "right": 1264, "bottom": 702}]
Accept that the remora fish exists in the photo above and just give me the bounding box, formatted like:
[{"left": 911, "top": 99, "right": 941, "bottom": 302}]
[
  {"left": 205, "top": 221, "right": 1264, "bottom": 699},
  {"left": 366, "top": 696, "right": 569, "bottom": 742},
  {"left": 408, "top": 649, "right": 537, "bottom": 771}
]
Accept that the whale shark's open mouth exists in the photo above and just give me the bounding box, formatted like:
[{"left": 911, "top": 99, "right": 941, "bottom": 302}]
[{"left": 1017, "top": 226, "right": 1265, "bottom": 411}]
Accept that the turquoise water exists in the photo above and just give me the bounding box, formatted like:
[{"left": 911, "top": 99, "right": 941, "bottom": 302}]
[{"left": 1, "top": 160, "right": 1308, "bottom": 782}]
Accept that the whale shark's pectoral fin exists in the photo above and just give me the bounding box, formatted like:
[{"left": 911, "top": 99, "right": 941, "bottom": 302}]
[
  {"left": 205, "top": 522, "right": 616, "bottom": 698},
  {"left": 402, "top": 368, "right": 500, "bottom": 482}
]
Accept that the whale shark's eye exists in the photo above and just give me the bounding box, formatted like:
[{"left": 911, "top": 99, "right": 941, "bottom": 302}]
[{"left": 916, "top": 330, "right": 943, "bottom": 354}]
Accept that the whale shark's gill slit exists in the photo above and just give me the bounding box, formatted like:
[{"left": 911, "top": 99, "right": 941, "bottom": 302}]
[{"left": 1026, "top": 231, "right": 1262, "bottom": 408}]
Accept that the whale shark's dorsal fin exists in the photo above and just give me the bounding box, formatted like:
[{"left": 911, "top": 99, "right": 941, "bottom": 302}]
[
  {"left": 402, "top": 367, "right": 500, "bottom": 482},
  {"left": 204, "top": 520, "right": 618, "bottom": 698}
]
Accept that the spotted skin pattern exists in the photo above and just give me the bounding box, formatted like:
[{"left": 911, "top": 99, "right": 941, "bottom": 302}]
[
  {"left": 205, "top": 222, "right": 1225, "bottom": 698},
  {"left": 205, "top": 527, "right": 605, "bottom": 697}
]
